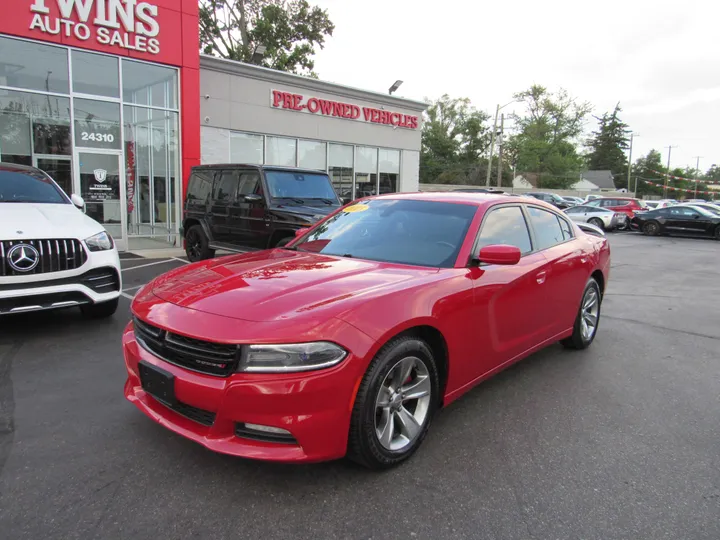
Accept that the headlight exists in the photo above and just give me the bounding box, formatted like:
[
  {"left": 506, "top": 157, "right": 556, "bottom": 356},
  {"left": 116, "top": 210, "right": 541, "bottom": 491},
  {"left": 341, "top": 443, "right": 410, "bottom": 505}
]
[
  {"left": 85, "top": 231, "right": 114, "bottom": 251},
  {"left": 239, "top": 342, "right": 347, "bottom": 373}
]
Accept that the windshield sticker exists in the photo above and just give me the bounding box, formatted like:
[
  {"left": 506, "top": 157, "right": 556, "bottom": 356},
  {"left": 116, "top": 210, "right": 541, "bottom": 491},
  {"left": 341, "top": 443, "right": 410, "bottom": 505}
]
[{"left": 344, "top": 204, "right": 369, "bottom": 213}]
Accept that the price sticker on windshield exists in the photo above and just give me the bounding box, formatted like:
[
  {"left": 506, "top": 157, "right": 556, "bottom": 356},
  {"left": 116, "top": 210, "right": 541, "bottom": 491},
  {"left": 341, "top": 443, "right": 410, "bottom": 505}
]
[{"left": 344, "top": 204, "right": 369, "bottom": 213}]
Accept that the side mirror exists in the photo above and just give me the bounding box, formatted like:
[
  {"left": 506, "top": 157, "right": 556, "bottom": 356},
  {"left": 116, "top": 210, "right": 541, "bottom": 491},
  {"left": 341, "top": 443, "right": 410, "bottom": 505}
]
[
  {"left": 243, "top": 193, "right": 263, "bottom": 203},
  {"left": 71, "top": 194, "right": 85, "bottom": 211},
  {"left": 476, "top": 245, "right": 521, "bottom": 266},
  {"left": 295, "top": 227, "right": 310, "bottom": 237}
]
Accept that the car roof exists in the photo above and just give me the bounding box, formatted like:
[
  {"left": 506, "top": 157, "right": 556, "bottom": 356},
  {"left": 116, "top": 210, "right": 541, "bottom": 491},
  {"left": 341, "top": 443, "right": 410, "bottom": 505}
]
[
  {"left": 190, "top": 163, "right": 329, "bottom": 175},
  {"left": 0, "top": 162, "right": 42, "bottom": 173},
  {"left": 367, "top": 191, "right": 560, "bottom": 210}
]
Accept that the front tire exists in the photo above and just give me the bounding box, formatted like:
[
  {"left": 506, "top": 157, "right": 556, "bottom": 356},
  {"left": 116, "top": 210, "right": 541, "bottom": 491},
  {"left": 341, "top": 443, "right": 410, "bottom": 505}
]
[
  {"left": 80, "top": 298, "right": 119, "bottom": 319},
  {"left": 185, "top": 225, "right": 215, "bottom": 262},
  {"left": 643, "top": 221, "right": 660, "bottom": 236},
  {"left": 347, "top": 336, "right": 439, "bottom": 469},
  {"left": 561, "top": 278, "right": 601, "bottom": 350}
]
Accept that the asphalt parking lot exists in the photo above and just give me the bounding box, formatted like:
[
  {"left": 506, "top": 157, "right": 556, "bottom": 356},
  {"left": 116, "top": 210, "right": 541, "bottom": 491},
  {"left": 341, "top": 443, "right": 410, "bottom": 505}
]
[{"left": 1, "top": 233, "right": 719, "bottom": 540}]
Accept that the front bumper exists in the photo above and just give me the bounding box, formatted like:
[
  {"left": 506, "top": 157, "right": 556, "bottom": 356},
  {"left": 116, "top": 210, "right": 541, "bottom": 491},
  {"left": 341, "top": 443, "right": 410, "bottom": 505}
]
[
  {"left": 122, "top": 322, "right": 363, "bottom": 463},
  {"left": 0, "top": 249, "right": 121, "bottom": 315}
]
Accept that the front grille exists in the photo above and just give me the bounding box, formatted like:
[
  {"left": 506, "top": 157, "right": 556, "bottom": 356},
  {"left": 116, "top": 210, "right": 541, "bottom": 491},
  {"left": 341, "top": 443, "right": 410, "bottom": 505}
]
[
  {"left": 134, "top": 317, "right": 241, "bottom": 377},
  {"left": 173, "top": 401, "right": 216, "bottom": 426},
  {"left": 0, "top": 239, "right": 87, "bottom": 276}
]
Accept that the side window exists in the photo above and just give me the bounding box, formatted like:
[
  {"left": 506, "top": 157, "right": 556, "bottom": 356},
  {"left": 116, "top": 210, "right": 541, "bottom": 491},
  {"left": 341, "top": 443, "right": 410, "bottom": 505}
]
[
  {"left": 600, "top": 199, "right": 615, "bottom": 207},
  {"left": 476, "top": 206, "right": 532, "bottom": 254},
  {"left": 527, "top": 207, "right": 565, "bottom": 250},
  {"left": 614, "top": 200, "right": 630, "bottom": 207},
  {"left": 187, "top": 171, "right": 214, "bottom": 202},
  {"left": 586, "top": 200, "right": 601, "bottom": 207},
  {"left": 238, "top": 172, "right": 263, "bottom": 197},
  {"left": 565, "top": 206, "right": 583, "bottom": 214},
  {"left": 557, "top": 216, "right": 573, "bottom": 241},
  {"left": 213, "top": 170, "right": 240, "bottom": 202}
]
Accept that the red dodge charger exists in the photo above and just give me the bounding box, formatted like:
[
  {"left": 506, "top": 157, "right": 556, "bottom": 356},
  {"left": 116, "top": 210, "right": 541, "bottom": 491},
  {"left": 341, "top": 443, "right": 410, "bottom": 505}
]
[{"left": 123, "top": 193, "right": 610, "bottom": 469}]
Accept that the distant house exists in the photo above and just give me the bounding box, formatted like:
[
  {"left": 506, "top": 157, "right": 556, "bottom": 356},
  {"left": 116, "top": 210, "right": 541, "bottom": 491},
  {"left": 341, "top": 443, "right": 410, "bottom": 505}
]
[
  {"left": 512, "top": 170, "right": 618, "bottom": 191},
  {"left": 575, "top": 170, "right": 616, "bottom": 191}
]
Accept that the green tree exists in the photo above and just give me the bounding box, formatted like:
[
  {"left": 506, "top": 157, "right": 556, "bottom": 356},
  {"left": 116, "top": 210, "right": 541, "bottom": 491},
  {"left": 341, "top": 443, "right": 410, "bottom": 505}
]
[
  {"left": 631, "top": 149, "right": 664, "bottom": 197},
  {"left": 510, "top": 85, "right": 591, "bottom": 188},
  {"left": 199, "top": 0, "right": 334, "bottom": 76},
  {"left": 420, "top": 95, "right": 491, "bottom": 184},
  {"left": 586, "top": 103, "right": 630, "bottom": 188}
]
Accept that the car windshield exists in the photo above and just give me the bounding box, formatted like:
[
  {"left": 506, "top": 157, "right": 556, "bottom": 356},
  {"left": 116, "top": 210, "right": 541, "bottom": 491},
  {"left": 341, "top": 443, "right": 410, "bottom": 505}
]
[
  {"left": 0, "top": 169, "right": 68, "bottom": 204},
  {"left": 264, "top": 171, "right": 339, "bottom": 203},
  {"left": 687, "top": 205, "right": 716, "bottom": 217},
  {"left": 550, "top": 194, "right": 565, "bottom": 202},
  {"left": 292, "top": 199, "right": 477, "bottom": 268}
]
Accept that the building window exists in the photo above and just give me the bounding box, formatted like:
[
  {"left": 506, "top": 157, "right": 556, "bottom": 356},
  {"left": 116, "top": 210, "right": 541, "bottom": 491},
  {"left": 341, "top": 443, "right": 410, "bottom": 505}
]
[
  {"left": 71, "top": 50, "right": 119, "bottom": 98},
  {"left": 121, "top": 59, "right": 178, "bottom": 109},
  {"left": 355, "top": 146, "right": 378, "bottom": 199},
  {"left": 230, "top": 132, "right": 263, "bottom": 164},
  {"left": 266, "top": 136, "right": 296, "bottom": 167},
  {"left": 298, "top": 139, "right": 326, "bottom": 170},
  {"left": 73, "top": 98, "right": 121, "bottom": 150},
  {"left": 379, "top": 148, "right": 400, "bottom": 194},
  {"left": 0, "top": 36, "right": 69, "bottom": 94},
  {"left": 329, "top": 143, "right": 353, "bottom": 200}
]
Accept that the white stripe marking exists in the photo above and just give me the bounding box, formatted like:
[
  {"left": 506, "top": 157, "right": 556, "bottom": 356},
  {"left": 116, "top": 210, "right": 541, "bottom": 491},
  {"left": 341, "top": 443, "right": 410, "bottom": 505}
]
[
  {"left": 171, "top": 257, "right": 190, "bottom": 264},
  {"left": 120, "top": 292, "right": 135, "bottom": 300}
]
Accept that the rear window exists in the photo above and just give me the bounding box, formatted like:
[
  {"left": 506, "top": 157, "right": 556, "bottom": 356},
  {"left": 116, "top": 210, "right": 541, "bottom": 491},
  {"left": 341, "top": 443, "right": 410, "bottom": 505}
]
[
  {"left": 0, "top": 169, "right": 68, "bottom": 204},
  {"left": 187, "top": 170, "right": 214, "bottom": 202}
]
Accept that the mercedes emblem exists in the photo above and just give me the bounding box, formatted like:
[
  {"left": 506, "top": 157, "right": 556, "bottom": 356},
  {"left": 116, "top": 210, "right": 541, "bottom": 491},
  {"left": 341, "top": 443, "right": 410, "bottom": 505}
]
[{"left": 7, "top": 244, "right": 40, "bottom": 272}]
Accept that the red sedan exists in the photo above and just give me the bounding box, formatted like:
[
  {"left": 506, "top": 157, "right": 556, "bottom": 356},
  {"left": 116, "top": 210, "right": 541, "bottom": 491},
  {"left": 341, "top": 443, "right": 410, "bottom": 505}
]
[{"left": 123, "top": 193, "right": 611, "bottom": 469}]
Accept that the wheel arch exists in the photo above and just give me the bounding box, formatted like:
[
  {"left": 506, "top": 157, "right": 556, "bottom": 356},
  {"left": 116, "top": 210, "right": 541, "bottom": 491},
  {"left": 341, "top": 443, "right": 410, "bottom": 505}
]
[
  {"left": 183, "top": 217, "right": 213, "bottom": 242},
  {"left": 268, "top": 229, "right": 297, "bottom": 248}
]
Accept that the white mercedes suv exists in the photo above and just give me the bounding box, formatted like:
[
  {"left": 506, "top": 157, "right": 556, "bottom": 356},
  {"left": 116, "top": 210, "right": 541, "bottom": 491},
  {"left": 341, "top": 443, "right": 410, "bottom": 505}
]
[{"left": 0, "top": 163, "right": 122, "bottom": 318}]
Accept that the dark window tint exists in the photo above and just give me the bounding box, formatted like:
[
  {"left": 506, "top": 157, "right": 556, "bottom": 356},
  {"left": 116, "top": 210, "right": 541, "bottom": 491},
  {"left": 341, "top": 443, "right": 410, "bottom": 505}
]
[
  {"left": 527, "top": 207, "right": 565, "bottom": 250},
  {"left": 558, "top": 216, "right": 573, "bottom": 240},
  {"left": 213, "top": 171, "right": 240, "bottom": 202},
  {"left": 477, "top": 206, "right": 532, "bottom": 254},
  {"left": 0, "top": 169, "right": 68, "bottom": 204},
  {"left": 294, "top": 199, "right": 476, "bottom": 268},
  {"left": 187, "top": 171, "right": 214, "bottom": 202},
  {"left": 238, "top": 172, "right": 262, "bottom": 197},
  {"left": 565, "top": 206, "right": 584, "bottom": 214},
  {"left": 669, "top": 207, "right": 699, "bottom": 217},
  {"left": 265, "top": 170, "right": 338, "bottom": 201}
]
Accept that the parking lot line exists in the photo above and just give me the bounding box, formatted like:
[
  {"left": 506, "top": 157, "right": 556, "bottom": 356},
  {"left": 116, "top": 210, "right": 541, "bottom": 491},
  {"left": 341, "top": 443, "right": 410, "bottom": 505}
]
[
  {"left": 120, "top": 291, "right": 135, "bottom": 300},
  {"left": 171, "top": 257, "right": 189, "bottom": 264},
  {"left": 120, "top": 259, "right": 175, "bottom": 272}
]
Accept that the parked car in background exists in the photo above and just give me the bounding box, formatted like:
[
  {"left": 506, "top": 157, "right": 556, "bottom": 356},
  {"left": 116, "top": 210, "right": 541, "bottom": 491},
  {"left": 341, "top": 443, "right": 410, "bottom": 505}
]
[
  {"left": 124, "top": 192, "right": 611, "bottom": 469},
  {"left": 451, "top": 188, "right": 506, "bottom": 194},
  {"left": 631, "top": 205, "right": 720, "bottom": 239},
  {"left": 525, "top": 192, "right": 572, "bottom": 209},
  {"left": 676, "top": 202, "right": 720, "bottom": 216},
  {"left": 584, "top": 194, "right": 603, "bottom": 202},
  {"left": 584, "top": 197, "right": 648, "bottom": 227},
  {"left": 182, "top": 165, "right": 343, "bottom": 262},
  {"left": 0, "top": 163, "right": 121, "bottom": 318},
  {"left": 654, "top": 199, "right": 677, "bottom": 209},
  {"left": 561, "top": 196, "right": 584, "bottom": 206},
  {"left": 564, "top": 205, "right": 627, "bottom": 231},
  {"left": 643, "top": 201, "right": 659, "bottom": 209}
]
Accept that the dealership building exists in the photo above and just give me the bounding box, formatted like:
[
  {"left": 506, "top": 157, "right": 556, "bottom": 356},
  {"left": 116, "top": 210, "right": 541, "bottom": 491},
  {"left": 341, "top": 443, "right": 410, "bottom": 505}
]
[{"left": 0, "top": 0, "right": 427, "bottom": 252}]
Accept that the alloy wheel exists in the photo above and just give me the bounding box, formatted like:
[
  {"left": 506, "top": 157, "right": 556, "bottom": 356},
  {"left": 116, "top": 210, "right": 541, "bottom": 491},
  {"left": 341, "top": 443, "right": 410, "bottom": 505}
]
[
  {"left": 187, "top": 231, "right": 201, "bottom": 260},
  {"left": 580, "top": 287, "right": 600, "bottom": 342},
  {"left": 374, "top": 356, "right": 432, "bottom": 451}
]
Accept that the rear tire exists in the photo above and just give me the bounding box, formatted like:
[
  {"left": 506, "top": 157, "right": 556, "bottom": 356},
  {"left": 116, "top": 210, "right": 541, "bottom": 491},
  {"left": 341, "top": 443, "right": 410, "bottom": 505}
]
[
  {"left": 185, "top": 225, "right": 214, "bottom": 262},
  {"left": 642, "top": 221, "right": 660, "bottom": 236},
  {"left": 347, "top": 336, "right": 439, "bottom": 470},
  {"left": 714, "top": 226, "right": 720, "bottom": 240},
  {"left": 81, "top": 298, "right": 119, "bottom": 319},
  {"left": 588, "top": 217, "right": 605, "bottom": 230},
  {"left": 561, "top": 278, "right": 601, "bottom": 350}
]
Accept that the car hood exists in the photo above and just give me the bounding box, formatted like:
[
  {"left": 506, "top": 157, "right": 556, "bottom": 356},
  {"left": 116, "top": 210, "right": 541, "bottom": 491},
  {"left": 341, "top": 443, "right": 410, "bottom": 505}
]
[
  {"left": 150, "top": 250, "right": 438, "bottom": 322},
  {"left": 270, "top": 204, "right": 339, "bottom": 220},
  {"left": 0, "top": 203, "right": 105, "bottom": 240}
]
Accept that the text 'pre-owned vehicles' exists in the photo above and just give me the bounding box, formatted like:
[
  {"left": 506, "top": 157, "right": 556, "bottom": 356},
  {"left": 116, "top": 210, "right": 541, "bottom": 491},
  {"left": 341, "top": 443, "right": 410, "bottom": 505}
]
[
  {"left": 0, "top": 163, "right": 121, "bottom": 317},
  {"left": 182, "top": 164, "right": 343, "bottom": 262},
  {"left": 632, "top": 205, "right": 720, "bottom": 239},
  {"left": 123, "top": 193, "right": 611, "bottom": 469}
]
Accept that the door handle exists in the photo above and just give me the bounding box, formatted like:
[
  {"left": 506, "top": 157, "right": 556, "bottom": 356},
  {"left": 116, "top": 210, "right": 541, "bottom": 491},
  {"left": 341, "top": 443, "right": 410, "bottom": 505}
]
[{"left": 536, "top": 271, "right": 547, "bottom": 284}]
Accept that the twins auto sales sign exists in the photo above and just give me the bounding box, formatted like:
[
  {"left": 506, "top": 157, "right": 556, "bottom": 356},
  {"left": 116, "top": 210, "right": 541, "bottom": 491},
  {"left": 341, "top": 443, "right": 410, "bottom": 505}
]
[
  {"left": 1, "top": 1, "right": 184, "bottom": 65},
  {"left": 271, "top": 90, "right": 420, "bottom": 130}
]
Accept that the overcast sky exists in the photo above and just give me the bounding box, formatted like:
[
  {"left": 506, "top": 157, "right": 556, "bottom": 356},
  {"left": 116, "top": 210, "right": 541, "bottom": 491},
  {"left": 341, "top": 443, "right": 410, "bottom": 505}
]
[{"left": 312, "top": 0, "right": 719, "bottom": 173}]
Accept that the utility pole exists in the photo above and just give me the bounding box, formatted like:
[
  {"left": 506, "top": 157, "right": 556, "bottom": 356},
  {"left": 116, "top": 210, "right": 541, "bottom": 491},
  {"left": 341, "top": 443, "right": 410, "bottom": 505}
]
[
  {"left": 497, "top": 113, "right": 504, "bottom": 188},
  {"left": 486, "top": 104, "right": 500, "bottom": 187},
  {"left": 693, "top": 156, "right": 702, "bottom": 198},
  {"left": 664, "top": 145, "right": 677, "bottom": 198},
  {"left": 627, "top": 133, "right": 638, "bottom": 193}
]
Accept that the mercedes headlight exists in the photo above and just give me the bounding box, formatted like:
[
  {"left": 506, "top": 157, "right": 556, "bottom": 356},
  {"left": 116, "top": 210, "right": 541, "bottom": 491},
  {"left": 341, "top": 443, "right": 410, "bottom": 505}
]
[
  {"left": 85, "top": 231, "right": 114, "bottom": 251},
  {"left": 239, "top": 342, "right": 347, "bottom": 373}
]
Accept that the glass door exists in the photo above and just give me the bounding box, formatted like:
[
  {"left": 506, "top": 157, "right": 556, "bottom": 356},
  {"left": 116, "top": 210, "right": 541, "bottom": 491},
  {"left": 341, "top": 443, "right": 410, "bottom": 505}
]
[
  {"left": 35, "top": 157, "right": 72, "bottom": 197},
  {"left": 74, "top": 151, "right": 126, "bottom": 251}
]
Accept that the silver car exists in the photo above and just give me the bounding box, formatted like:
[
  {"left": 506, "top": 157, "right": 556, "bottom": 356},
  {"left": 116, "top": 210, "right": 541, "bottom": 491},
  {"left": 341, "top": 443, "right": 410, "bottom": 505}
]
[{"left": 564, "top": 204, "right": 627, "bottom": 231}]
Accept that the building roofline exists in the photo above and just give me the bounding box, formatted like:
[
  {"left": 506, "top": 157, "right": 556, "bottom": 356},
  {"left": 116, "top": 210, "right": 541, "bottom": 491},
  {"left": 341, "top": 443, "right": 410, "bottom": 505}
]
[{"left": 199, "top": 54, "right": 429, "bottom": 112}]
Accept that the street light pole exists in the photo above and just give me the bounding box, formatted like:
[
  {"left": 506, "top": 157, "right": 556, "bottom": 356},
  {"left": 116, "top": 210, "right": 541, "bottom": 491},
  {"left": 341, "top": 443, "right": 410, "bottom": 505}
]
[
  {"left": 486, "top": 100, "right": 517, "bottom": 187},
  {"left": 693, "top": 156, "right": 702, "bottom": 198},
  {"left": 627, "top": 132, "right": 638, "bottom": 193},
  {"left": 497, "top": 113, "right": 505, "bottom": 188},
  {"left": 664, "top": 145, "right": 677, "bottom": 198}
]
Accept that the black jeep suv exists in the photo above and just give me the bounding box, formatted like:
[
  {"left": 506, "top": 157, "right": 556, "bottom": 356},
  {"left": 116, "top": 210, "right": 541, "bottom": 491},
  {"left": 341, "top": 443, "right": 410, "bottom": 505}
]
[{"left": 182, "top": 164, "right": 342, "bottom": 261}]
